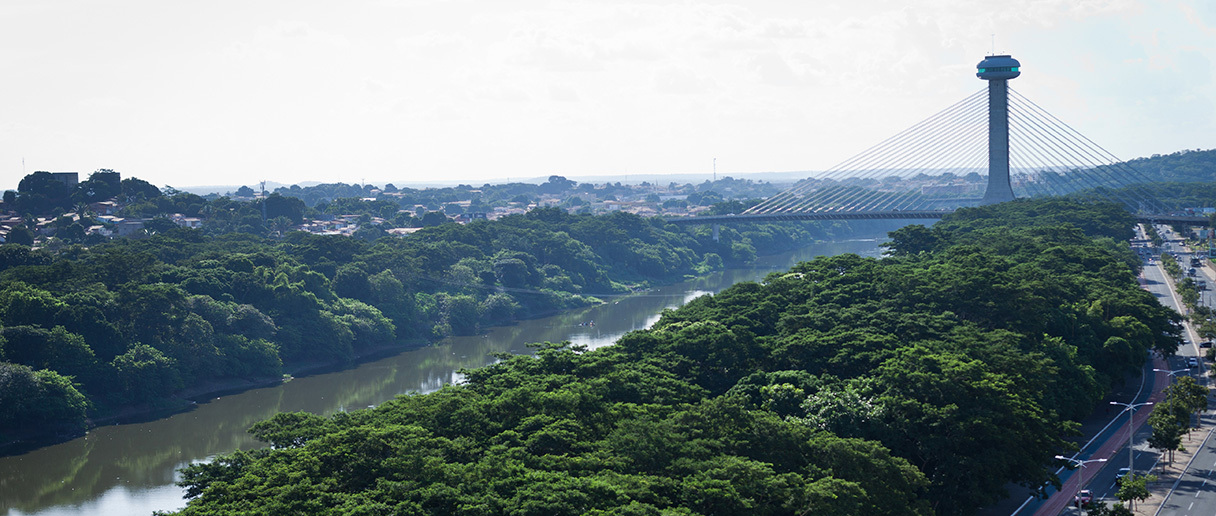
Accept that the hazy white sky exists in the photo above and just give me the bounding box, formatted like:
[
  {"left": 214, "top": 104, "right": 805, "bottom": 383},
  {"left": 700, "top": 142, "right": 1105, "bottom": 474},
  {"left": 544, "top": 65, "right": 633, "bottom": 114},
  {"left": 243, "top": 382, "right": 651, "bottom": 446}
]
[{"left": 2, "top": 0, "right": 1213, "bottom": 190}]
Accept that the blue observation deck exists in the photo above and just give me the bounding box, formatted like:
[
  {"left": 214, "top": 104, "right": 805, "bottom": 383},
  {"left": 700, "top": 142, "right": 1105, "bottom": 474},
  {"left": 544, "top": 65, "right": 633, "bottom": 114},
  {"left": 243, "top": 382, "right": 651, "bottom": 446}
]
[{"left": 976, "top": 55, "right": 1021, "bottom": 80}]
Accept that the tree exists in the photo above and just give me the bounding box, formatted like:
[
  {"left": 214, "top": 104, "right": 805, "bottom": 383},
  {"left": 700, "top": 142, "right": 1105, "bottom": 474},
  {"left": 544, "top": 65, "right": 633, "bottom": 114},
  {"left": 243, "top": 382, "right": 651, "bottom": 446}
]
[
  {"left": 0, "top": 244, "right": 51, "bottom": 271},
  {"left": 145, "top": 217, "right": 179, "bottom": 234},
  {"left": 1147, "top": 407, "right": 1184, "bottom": 466},
  {"left": 0, "top": 326, "right": 97, "bottom": 380},
  {"left": 0, "top": 362, "right": 90, "bottom": 438},
  {"left": 883, "top": 224, "right": 940, "bottom": 256},
  {"left": 111, "top": 343, "right": 182, "bottom": 403},
  {"left": 539, "top": 175, "right": 576, "bottom": 194},
  {"left": 265, "top": 193, "right": 305, "bottom": 224},
  {"left": 16, "top": 171, "right": 73, "bottom": 215},
  {"left": 419, "top": 211, "right": 449, "bottom": 227},
  {"left": 74, "top": 169, "right": 122, "bottom": 203},
  {"left": 1168, "top": 376, "right": 1209, "bottom": 428},
  {"left": 5, "top": 225, "right": 35, "bottom": 245},
  {"left": 1115, "top": 473, "right": 1155, "bottom": 511},
  {"left": 121, "top": 177, "right": 162, "bottom": 200},
  {"left": 332, "top": 264, "right": 370, "bottom": 300}
]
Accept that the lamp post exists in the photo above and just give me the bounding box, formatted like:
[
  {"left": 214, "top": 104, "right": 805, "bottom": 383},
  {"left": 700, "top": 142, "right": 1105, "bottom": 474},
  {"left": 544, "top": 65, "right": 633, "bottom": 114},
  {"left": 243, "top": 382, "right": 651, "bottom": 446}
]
[
  {"left": 1110, "top": 401, "right": 1154, "bottom": 477},
  {"left": 1055, "top": 455, "right": 1107, "bottom": 511},
  {"left": 1154, "top": 367, "right": 1190, "bottom": 385}
]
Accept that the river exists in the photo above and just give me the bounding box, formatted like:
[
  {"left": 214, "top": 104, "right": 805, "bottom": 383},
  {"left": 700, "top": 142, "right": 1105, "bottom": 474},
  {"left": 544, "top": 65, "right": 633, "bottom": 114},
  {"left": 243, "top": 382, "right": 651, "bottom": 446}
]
[{"left": 0, "top": 237, "right": 885, "bottom": 516}]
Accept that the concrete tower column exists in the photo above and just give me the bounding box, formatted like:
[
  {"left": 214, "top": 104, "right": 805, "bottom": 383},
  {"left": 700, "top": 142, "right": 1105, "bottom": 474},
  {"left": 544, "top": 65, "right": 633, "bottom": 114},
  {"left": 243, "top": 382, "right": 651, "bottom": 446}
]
[{"left": 976, "top": 55, "right": 1021, "bottom": 205}]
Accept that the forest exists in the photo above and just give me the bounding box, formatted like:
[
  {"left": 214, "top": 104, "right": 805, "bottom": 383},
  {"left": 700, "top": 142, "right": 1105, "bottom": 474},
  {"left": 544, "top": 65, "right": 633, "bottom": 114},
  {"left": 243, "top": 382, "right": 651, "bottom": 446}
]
[
  {"left": 0, "top": 204, "right": 844, "bottom": 447},
  {"left": 160, "top": 198, "right": 1179, "bottom": 515}
]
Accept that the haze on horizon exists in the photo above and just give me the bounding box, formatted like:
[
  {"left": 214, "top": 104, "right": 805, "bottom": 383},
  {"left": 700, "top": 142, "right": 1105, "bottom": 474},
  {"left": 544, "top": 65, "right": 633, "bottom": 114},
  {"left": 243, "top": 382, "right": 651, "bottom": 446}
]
[{"left": 2, "top": 1, "right": 1213, "bottom": 192}]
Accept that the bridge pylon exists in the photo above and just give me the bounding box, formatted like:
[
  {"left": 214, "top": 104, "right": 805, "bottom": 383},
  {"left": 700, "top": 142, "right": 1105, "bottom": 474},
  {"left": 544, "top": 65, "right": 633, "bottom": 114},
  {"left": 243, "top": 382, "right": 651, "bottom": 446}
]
[{"left": 977, "top": 54, "right": 1021, "bottom": 205}]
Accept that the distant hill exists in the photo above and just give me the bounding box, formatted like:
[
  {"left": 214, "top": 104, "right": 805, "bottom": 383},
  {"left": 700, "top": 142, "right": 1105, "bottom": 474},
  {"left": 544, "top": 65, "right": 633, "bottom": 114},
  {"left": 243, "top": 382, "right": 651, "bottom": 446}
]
[
  {"left": 177, "top": 181, "right": 313, "bottom": 196},
  {"left": 174, "top": 172, "right": 813, "bottom": 195},
  {"left": 1126, "top": 148, "right": 1216, "bottom": 183},
  {"left": 168, "top": 149, "right": 1214, "bottom": 196}
]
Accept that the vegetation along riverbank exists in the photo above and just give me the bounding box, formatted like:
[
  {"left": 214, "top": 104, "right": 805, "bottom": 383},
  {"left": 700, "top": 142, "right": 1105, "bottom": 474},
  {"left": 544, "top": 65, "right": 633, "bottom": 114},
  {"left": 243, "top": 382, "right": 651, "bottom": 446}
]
[
  {"left": 163, "top": 198, "right": 1181, "bottom": 515},
  {"left": 0, "top": 178, "right": 872, "bottom": 452}
]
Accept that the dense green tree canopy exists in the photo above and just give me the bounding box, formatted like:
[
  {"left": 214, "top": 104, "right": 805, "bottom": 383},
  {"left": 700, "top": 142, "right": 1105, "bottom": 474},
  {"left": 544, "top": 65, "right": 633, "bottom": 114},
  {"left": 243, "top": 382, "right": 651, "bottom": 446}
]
[
  {"left": 0, "top": 204, "right": 834, "bottom": 446},
  {"left": 163, "top": 199, "right": 1177, "bottom": 515}
]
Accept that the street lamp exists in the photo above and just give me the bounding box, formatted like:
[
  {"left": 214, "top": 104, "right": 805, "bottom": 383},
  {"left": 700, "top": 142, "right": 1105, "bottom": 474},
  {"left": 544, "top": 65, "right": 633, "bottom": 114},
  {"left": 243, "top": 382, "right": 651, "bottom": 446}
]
[
  {"left": 1055, "top": 455, "right": 1107, "bottom": 511},
  {"left": 1154, "top": 367, "right": 1190, "bottom": 384},
  {"left": 1110, "top": 401, "right": 1154, "bottom": 478}
]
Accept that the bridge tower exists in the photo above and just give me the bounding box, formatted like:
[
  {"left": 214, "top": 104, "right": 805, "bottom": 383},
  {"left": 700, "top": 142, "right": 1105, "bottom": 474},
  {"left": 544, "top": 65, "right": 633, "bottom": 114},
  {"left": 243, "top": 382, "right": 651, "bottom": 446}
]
[{"left": 976, "top": 54, "right": 1020, "bottom": 204}]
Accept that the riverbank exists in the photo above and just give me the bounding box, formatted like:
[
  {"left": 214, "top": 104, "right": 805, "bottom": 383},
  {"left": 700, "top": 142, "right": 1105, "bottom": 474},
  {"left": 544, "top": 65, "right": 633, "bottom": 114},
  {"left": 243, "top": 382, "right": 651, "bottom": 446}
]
[
  {"left": 0, "top": 230, "right": 895, "bottom": 458},
  {"left": 0, "top": 236, "right": 895, "bottom": 516},
  {"left": 0, "top": 338, "right": 431, "bottom": 457}
]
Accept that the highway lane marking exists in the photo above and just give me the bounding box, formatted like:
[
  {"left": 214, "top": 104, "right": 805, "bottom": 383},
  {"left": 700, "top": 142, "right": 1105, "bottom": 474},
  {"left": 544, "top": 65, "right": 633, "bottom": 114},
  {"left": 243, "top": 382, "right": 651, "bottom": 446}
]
[{"left": 1189, "top": 500, "right": 1194, "bottom": 510}]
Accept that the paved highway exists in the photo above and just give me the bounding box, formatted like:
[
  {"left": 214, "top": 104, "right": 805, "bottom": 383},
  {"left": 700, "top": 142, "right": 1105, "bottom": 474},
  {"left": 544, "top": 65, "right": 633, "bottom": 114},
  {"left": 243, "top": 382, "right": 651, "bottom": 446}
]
[
  {"left": 1028, "top": 225, "right": 1184, "bottom": 515},
  {"left": 1155, "top": 225, "right": 1216, "bottom": 516}
]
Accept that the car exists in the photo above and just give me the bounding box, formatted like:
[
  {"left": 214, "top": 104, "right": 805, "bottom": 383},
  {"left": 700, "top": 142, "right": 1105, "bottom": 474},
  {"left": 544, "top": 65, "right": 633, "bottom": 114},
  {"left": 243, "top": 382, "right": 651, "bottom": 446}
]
[
  {"left": 1115, "top": 468, "right": 1131, "bottom": 485},
  {"left": 1189, "top": 357, "right": 1200, "bottom": 368},
  {"left": 1075, "top": 489, "right": 1093, "bottom": 507},
  {"left": 1201, "top": 342, "right": 1213, "bottom": 349}
]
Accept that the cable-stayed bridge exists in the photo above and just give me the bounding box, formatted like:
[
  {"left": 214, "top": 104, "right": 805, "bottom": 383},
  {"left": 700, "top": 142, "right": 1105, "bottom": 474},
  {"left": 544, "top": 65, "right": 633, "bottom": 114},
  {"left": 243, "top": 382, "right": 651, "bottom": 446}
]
[{"left": 667, "top": 55, "right": 1207, "bottom": 230}]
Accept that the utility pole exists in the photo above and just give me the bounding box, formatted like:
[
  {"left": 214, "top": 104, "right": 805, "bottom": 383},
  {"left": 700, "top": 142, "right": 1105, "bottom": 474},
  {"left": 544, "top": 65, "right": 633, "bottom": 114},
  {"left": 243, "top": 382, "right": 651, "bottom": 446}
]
[{"left": 1111, "top": 401, "right": 1153, "bottom": 477}]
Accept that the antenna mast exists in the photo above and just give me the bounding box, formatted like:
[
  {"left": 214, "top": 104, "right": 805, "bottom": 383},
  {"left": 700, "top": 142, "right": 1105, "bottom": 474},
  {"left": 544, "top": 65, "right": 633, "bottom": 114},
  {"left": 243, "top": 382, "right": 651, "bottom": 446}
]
[{"left": 260, "top": 180, "right": 268, "bottom": 225}]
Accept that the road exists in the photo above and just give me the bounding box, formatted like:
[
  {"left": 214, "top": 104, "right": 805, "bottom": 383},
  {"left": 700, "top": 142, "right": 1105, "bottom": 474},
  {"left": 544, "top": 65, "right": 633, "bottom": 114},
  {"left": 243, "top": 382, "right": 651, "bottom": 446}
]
[
  {"left": 1154, "top": 224, "right": 1216, "bottom": 516},
  {"left": 1019, "top": 225, "right": 1181, "bottom": 515},
  {"left": 1029, "top": 225, "right": 1208, "bottom": 515}
]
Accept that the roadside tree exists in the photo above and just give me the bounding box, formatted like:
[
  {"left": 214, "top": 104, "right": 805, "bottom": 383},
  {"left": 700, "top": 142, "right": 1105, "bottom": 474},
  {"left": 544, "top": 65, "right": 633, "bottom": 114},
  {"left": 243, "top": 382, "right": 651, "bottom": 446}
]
[{"left": 1115, "top": 473, "right": 1155, "bottom": 511}]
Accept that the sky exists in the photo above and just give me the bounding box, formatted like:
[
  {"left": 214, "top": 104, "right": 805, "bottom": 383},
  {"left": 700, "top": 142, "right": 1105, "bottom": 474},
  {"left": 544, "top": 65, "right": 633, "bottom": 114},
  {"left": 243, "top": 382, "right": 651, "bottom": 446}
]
[{"left": 2, "top": 0, "right": 1213, "bottom": 191}]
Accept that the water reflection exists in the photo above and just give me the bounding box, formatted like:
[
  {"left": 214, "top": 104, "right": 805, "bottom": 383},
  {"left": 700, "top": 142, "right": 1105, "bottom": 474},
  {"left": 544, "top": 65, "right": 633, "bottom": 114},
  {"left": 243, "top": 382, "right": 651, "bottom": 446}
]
[{"left": 0, "top": 238, "right": 884, "bottom": 516}]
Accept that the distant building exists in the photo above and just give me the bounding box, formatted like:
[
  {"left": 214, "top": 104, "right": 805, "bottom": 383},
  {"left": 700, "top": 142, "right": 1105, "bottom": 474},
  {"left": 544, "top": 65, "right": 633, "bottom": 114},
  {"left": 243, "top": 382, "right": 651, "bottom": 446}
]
[
  {"left": 50, "top": 172, "right": 79, "bottom": 187},
  {"left": 920, "top": 184, "right": 979, "bottom": 196},
  {"left": 454, "top": 212, "right": 487, "bottom": 224},
  {"left": 387, "top": 227, "right": 423, "bottom": 236},
  {"left": 89, "top": 201, "right": 118, "bottom": 215},
  {"left": 171, "top": 214, "right": 203, "bottom": 229},
  {"left": 114, "top": 218, "right": 146, "bottom": 237}
]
